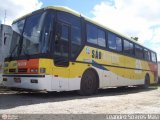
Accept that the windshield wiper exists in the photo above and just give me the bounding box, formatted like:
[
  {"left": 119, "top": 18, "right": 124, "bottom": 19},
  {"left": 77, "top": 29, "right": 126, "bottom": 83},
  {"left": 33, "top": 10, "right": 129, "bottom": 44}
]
[
  {"left": 21, "top": 45, "right": 30, "bottom": 60},
  {"left": 9, "top": 44, "right": 19, "bottom": 61},
  {"left": 9, "top": 44, "right": 30, "bottom": 61}
]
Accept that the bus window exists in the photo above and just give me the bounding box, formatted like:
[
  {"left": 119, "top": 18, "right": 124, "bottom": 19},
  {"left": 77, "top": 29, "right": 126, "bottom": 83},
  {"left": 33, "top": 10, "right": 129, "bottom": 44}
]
[
  {"left": 129, "top": 43, "right": 134, "bottom": 55},
  {"left": 55, "top": 23, "right": 69, "bottom": 58},
  {"left": 87, "top": 24, "right": 97, "bottom": 45},
  {"left": 61, "top": 25, "right": 69, "bottom": 58},
  {"left": 57, "top": 11, "right": 82, "bottom": 59},
  {"left": 151, "top": 52, "right": 157, "bottom": 63},
  {"left": 40, "top": 11, "right": 55, "bottom": 54},
  {"left": 135, "top": 45, "right": 143, "bottom": 59},
  {"left": 144, "top": 49, "right": 150, "bottom": 61},
  {"left": 22, "top": 11, "right": 55, "bottom": 56},
  {"left": 98, "top": 29, "right": 106, "bottom": 47},
  {"left": 108, "top": 32, "right": 116, "bottom": 50},
  {"left": 71, "top": 26, "right": 81, "bottom": 58},
  {"left": 10, "top": 19, "right": 25, "bottom": 57},
  {"left": 71, "top": 18, "right": 81, "bottom": 59},
  {"left": 108, "top": 32, "right": 122, "bottom": 52},
  {"left": 116, "top": 37, "right": 122, "bottom": 52},
  {"left": 22, "top": 13, "right": 44, "bottom": 55},
  {"left": 123, "top": 40, "right": 134, "bottom": 55},
  {"left": 124, "top": 40, "right": 129, "bottom": 54}
]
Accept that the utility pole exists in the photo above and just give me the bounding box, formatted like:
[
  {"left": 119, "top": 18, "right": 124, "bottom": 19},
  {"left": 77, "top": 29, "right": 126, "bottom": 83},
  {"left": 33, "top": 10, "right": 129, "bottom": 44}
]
[{"left": 4, "top": 10, "right": 6, "bottom": 24}]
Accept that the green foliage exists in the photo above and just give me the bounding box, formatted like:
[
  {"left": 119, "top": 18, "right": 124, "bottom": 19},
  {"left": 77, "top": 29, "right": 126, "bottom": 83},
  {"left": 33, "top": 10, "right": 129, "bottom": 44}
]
[{"left": 131, "top": 37, "right": 139, "bottom": 41}]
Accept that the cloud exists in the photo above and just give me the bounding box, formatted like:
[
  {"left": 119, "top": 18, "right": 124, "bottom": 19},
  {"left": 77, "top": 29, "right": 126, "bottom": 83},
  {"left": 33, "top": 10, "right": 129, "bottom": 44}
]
[
  {"left": 91, "top": 0, "right": 160, "bottom": 60},
  {"left": 0, "top": 0, "right": 43, "bottom": 25}
]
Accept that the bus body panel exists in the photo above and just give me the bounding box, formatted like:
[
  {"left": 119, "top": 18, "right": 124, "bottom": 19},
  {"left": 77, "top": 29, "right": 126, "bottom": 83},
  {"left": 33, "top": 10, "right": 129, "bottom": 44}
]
[{"left": 3, "top": 45, "right": 157, "bottom": 91}]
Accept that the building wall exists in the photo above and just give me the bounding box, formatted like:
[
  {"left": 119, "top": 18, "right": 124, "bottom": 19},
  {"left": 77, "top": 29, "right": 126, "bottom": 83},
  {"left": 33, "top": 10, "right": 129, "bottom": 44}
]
[
  {"left": 158, "top": 62, "right": 160, "bottom": 77},
  {"left": 0, "top": 24, "right": 12, "bottom": 84}
]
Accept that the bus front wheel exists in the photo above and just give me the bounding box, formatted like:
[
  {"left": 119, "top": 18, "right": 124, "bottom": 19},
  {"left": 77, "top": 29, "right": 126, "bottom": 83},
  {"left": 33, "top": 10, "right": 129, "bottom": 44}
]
[{"left": 78, "top": 69, "right": 98, "bottom": 96}]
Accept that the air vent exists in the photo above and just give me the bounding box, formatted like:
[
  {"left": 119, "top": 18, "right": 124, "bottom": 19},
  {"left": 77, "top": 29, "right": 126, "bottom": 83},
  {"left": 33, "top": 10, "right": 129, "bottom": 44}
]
[{"left": 18, "top": 68, "right": 27, "bottom": 73}]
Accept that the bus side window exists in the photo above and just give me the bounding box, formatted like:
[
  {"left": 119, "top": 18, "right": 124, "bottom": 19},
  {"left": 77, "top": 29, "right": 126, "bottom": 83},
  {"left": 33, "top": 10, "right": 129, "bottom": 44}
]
[
  {"left": 116, "top": 37, "right": 122, "bottom": 52},
  {"left": 123, "top": 40, "right": 134, "bottom": 55},
  {"left": 108, "top": 32, "right": 122, "bottom": 52},
  {"left": 144, "top": 49, "right": 150, "bottom": 61},
  {"left": 135, "top": 45, "right": 144, "bottom": 59},
  {"left": 151, "top": 52, "right": 157, "bottom": 63},
  {"left": 57, "top": 11, "right": 82, "bottom": 59},
  {"left": 108, "top": 32, "right": 116, "bottom": 50},
  {"left": 87, "top": 24, "right": 97, "bottom": 45},
  {"left": 71, "top": 17, "right": 82, "bottom": 59},
  {"left": 98, "top": 29, "right": 106, "bottom": 47},
  {"left": 86, "top": 23, "right": 106, "bottom": 48}
]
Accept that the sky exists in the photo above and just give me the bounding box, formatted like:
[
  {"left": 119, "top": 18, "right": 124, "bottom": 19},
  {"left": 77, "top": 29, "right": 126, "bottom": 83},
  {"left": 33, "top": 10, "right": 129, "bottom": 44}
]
[{"left": 0, "top": 0, "right": 160, "bottom": 60}]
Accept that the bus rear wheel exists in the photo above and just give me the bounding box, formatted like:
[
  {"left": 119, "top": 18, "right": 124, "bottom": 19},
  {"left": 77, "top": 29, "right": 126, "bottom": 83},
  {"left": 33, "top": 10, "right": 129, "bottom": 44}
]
[
  {"left": 78, "top": 69, "right": 98, "bottom": 96},
  {"left": 143, "top": 74, "right": 150, "bottom": 89}
]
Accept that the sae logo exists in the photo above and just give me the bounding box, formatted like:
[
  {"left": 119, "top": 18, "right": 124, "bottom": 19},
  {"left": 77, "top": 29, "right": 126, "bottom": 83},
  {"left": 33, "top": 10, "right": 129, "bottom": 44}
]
[
  {"left": 17, "top": 62, "right": 27, "bottom": 67},
  {"left": 86, "top": 47, "right": 90, "bottom": 54}
]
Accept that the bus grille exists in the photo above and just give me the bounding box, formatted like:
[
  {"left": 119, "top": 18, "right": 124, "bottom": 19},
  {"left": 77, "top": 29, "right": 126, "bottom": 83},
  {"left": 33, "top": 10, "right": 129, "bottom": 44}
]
[{"left": 18, "top": 68, "right": 27, "bottom": 73}]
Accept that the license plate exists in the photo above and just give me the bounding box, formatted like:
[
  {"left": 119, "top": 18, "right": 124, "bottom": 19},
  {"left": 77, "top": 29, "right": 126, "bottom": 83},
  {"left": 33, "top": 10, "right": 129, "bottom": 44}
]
[{"left": 14, "top": 77, "right": 21, "bottom": 83}]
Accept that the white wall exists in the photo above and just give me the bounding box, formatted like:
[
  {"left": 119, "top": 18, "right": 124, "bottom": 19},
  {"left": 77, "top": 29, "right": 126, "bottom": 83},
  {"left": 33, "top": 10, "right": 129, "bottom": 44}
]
[
  {"left": 158, "top": 62, "right": 160, "bottom": 78},
  {"left": 0, "top": 24, "right": 12, "bottom": 85}
]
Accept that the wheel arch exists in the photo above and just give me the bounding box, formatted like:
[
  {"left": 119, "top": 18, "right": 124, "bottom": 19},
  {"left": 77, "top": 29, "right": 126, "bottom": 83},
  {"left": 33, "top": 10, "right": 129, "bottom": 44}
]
[
  {"left": 145, "top": 72, "right": 150, "bottom": 84},
  {"left": 146, "top": 72, "right": 150, "bottom": 80},
  {"left": 82, "top": 67, "right": 100, "bottom": 88}
]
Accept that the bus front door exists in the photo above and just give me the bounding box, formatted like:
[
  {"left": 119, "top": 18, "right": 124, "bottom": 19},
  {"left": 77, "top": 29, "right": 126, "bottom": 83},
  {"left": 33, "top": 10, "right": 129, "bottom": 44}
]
[{"left": 52, "top": 22, "right": 70, "bottom": 91}]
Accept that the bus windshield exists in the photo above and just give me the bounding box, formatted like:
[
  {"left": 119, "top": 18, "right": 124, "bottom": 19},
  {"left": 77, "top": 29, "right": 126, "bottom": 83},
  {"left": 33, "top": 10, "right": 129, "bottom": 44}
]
[
  {"left": 10, "top": 19, "right": 25, "bottom": 57},
  {"left": 10, "top": 11, "right": 54, "bottom": 58}
]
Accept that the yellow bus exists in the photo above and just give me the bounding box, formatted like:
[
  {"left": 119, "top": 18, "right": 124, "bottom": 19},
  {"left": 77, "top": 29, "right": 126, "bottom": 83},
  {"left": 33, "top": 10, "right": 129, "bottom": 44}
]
[{"left": 2, "top": 6, "right": 158, "bottom": 95}]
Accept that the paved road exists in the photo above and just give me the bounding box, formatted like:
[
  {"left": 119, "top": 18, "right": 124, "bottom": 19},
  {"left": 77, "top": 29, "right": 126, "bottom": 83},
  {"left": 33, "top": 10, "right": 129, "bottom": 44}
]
[{"left": 0, "top": 86, "right": 160, "bottom": 114}]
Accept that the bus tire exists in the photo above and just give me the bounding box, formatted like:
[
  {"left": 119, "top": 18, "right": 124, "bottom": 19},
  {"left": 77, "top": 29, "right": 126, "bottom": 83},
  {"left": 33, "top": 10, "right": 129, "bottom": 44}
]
[
  {"left": 78, "top": 69, "right": 98, "bottom": 96},
  {"left": 158, "top": 77, "right": 160, "bottom": 85},
  {"left": 143, "top": 74, "right": 150, "bottom": 89},
  {"left": 118, "top": 86, "right": 128, "bottom": 90}
]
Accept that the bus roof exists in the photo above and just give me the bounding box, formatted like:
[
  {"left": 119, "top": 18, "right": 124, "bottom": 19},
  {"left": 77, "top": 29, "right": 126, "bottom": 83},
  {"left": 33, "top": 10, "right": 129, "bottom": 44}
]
[{"left": 13, "top": 6, "right": 155, "bottom": 52}]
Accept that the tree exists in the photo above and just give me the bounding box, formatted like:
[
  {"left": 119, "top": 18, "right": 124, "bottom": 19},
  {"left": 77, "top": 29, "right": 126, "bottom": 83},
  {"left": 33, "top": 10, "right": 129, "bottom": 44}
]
[{"left": 131, "top": 37, "right": 138, "bottom": 41}]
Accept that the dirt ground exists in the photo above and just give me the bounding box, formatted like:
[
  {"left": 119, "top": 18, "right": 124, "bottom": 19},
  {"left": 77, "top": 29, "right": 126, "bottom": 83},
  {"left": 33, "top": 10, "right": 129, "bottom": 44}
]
[{"left": 0, "top": 85, "right": 160, "bottom": 114}]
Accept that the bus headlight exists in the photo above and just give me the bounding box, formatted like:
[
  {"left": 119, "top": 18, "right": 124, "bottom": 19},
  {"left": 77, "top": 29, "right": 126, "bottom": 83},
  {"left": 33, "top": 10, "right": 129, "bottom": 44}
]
[
  {"left": 30, "top": 68, "right": 38, "bottom": 73},
  {"left": 4, "top": 69, "right": 8, "bottom": 73},
  {"left": 40, "top": 68, "right": 46, "bottom": 73},
  {"left": 4, "top": 63, "right": 9, "bottom": 67}
]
